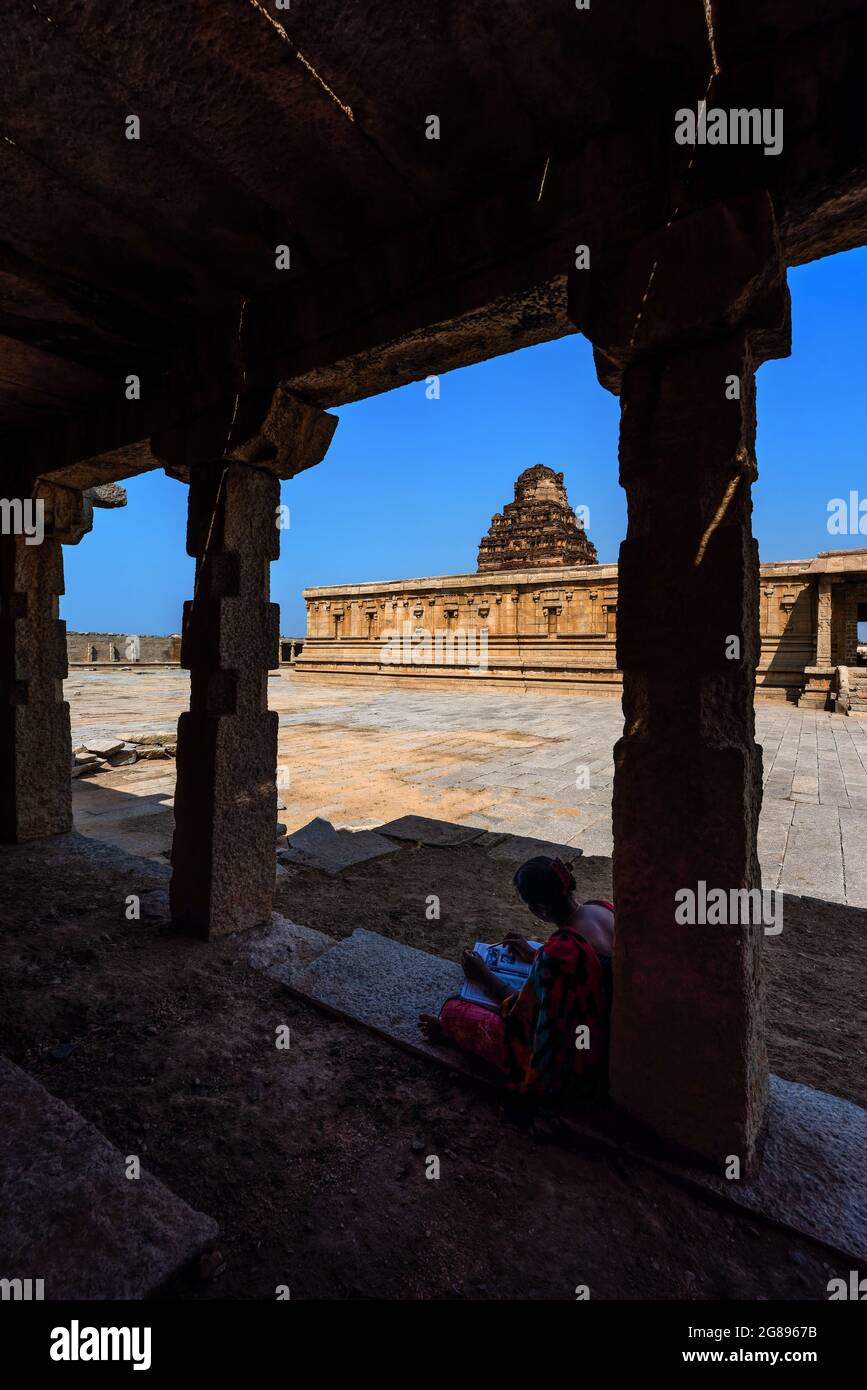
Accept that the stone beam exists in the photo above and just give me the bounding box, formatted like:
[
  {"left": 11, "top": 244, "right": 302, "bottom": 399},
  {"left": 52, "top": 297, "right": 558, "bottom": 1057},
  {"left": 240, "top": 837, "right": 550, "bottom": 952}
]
[{"left": 569, "top": 190, "right": 791, "bottom": 1172}]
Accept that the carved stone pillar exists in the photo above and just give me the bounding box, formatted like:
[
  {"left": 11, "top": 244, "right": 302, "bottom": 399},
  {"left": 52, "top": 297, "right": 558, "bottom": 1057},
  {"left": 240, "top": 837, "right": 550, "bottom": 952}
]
[
  {"left": 161, "top": 386, "right": 337, "bottom": 939},
  {"left": 799, "top": 577, "right": 836, "bottom": 709},
  {"left": 816, "top": 578, "right": 833, "bottom": 664},
  {"left": 569, "top": 192, "right": 791, "bottom": 1170},
  {"left": 169, "top": 462, "right": 281, "bottom": 937},
  {"left": 0, "top": 481, "right": 94, "bottom": 842}
]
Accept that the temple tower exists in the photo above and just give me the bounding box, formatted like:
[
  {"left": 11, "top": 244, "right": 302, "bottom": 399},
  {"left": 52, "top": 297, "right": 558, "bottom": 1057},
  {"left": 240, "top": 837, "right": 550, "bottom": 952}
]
[{"left": 477, "top": 465, "right": 597, "bottom": 573}]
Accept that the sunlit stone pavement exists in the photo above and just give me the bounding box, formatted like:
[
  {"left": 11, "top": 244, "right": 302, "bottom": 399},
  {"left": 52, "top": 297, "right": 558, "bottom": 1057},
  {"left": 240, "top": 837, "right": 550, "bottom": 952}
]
[{"left": 65, "top": 668, "right": 867, "bottom": 907}]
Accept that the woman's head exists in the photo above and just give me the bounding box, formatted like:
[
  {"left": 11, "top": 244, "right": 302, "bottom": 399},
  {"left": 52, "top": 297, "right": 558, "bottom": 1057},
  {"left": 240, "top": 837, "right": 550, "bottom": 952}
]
[{"left": 513, "top": 856, "right": 576, "bottom": 925}]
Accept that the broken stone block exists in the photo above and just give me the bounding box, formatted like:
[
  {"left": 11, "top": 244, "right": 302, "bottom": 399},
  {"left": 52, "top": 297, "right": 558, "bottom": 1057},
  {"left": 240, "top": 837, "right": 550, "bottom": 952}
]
[
  {"left": 84, "top": 737, "right": 124, "bottom": 757},
  {"left": 108, "top": 744, "right": 137, "bottom": 767},
  {"left": 278, "top": 816, "right": 399, "bottom": 875},
  {"left": 130, "top": 731, "right": 176, "bottom": 747},
  {"left": 377, "top": 815, "right": 487, "bottom": 847},
  {"left": 71, "top": 757, "right": 106, "bottom": 778},
  {"left": 138, "top": 746, "right": 169, "bottom": 760}
]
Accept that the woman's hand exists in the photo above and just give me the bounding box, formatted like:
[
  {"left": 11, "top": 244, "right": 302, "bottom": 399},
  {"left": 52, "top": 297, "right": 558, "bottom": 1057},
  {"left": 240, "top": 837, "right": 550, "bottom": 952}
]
[
  {"left": 462, "top": 949, "right": 509, "bottom": 1003},
  {"left": 502, "top": 933, "right": 536, "bottom": 964}
]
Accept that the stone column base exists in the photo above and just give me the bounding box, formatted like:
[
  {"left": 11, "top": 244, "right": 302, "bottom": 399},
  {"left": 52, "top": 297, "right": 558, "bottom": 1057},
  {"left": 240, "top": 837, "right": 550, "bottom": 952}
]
[{"left": 797, "top": 667, "right": 835, "bottom": 711}]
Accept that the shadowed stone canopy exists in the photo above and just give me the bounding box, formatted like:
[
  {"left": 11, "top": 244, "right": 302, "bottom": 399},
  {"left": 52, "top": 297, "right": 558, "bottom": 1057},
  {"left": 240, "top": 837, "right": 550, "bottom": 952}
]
[
  {"left": 477, "top": 465, "right": 598, "bottom": 572},
  {"left": 0, "top": 1, "right": 863, "bottom": 479},
  {"left": 2, "top": 0, "right": 867, "bottom": 1176}
]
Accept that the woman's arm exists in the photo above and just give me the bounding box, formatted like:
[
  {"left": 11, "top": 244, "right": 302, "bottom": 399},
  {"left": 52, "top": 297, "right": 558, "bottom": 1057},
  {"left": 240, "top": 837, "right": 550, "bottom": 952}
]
[{"left": 462, "top": 949, "right": 511, "bottom": 1004}]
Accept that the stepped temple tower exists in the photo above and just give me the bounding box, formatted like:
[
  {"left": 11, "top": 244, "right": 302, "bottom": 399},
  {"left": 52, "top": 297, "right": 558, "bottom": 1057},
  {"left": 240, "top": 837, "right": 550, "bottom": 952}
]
[{"left": 477, "top": 465, "right": 597, "bottom": 572}]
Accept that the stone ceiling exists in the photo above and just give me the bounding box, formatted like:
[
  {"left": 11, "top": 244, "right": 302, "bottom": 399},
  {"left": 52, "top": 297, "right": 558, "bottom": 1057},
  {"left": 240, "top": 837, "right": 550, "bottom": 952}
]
[{"left": 1, "top": 2, "right": 865, "bottom": 483}]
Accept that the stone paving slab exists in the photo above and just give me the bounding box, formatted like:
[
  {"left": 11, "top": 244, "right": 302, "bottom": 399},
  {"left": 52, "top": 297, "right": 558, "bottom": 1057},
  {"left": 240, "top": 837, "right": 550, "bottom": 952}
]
[
  {"left": 376, "top": 815, "right": 487, "bottom": 847},
  {"left": 277, "top": 817, "right": 400, "bottom": 875},
  {"left": 487, "top": 835, "right": 584, "bottom": 864},
  {"left": 292, "top": 927, "right": 478, "bottom": 1066},
  {"left": 0, "top": 1056, "right": 217, "bottom": 1299}
]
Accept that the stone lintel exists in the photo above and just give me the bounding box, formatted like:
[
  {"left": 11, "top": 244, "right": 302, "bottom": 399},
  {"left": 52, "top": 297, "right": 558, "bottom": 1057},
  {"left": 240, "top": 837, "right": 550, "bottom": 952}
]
[
  {"left": 154, "top": 384, "right": 338, "bottom": 484},
  {"left": 39, "top": 440, "right": 159, "bottom": 492}
]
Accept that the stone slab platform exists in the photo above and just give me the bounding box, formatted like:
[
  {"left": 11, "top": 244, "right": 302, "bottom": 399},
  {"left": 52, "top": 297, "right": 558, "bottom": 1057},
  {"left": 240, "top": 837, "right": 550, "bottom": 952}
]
[
  {"left": 0, "top": 1056, "right": 218, "bottom": 1299},
  {"left": 654, "top": 1077, "right": 867, "bottom": 1268},
  {"left": 294, "top": 927, "right": 466, "bottom": 1060},
  {"left": 243, "top": 913, "right": 338, "bottom": 988},
  {"left": 279, "top": 925, "right": 867, "bottom": 1267}
]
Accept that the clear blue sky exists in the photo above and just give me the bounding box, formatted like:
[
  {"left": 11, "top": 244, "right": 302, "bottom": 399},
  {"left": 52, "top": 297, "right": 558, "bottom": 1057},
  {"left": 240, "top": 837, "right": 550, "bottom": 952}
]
[{"left": 64, "top": 245, "right": 867, "bottom": 637}]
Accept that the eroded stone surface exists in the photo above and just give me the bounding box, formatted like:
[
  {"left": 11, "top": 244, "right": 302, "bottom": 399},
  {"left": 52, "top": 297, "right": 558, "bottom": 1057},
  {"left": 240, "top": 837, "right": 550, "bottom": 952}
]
[
  {"left": 294, "top": 927, "right": 465, "bottom": 1055},
  {"left": 0, "top": 1056, "right": 217, "bottom": 1299},
  {"left": 242, "top": 913, "right": 336, "bottom": 987},
  {"left": 651, "top": 1076, "right": 867, "bottom": 1267}
]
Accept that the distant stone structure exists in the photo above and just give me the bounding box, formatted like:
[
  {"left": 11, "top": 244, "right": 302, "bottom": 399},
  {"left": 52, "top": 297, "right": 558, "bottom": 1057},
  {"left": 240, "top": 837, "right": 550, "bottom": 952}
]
[
  {"left": 296, "top": 469, "right": 867, "bottom": 709},
  {"left": 67, "top": 631, "right": 303, "bottom": 667},
  {"left": 67, "top": 632, "right": 181, "bottom": 665},
  {"left": 477, "top": 465, "right": 597, "bottom": 572}
]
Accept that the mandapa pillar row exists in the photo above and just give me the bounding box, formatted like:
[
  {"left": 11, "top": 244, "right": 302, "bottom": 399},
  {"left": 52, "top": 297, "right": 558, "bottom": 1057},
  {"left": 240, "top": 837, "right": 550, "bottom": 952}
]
[{"left": 569, "top": 191, "right": 792, "bottom": 1171}]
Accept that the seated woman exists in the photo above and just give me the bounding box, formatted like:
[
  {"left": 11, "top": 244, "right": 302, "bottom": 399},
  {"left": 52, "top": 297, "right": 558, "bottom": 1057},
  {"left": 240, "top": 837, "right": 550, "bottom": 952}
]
[{"left": 419, "top": 857, "right": 614, "bottom": 1109}]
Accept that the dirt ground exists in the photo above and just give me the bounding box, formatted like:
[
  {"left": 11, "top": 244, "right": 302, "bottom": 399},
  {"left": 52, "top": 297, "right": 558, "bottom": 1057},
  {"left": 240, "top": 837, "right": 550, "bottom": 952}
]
[{"left": 0, "top": 832, "right": 861, "bottom": 1300}]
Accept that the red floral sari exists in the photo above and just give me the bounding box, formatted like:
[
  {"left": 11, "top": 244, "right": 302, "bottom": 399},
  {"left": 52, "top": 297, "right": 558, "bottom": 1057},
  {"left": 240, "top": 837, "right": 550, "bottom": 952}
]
[{"left": 439, "top": 901, "right": 613, "bottom": 1104}]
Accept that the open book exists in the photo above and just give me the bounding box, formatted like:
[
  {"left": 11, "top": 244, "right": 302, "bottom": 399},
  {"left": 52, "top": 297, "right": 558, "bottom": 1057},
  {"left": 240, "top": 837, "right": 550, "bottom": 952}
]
[{"left": 460, "top": 940, "right": 542, "bottom": 1011}]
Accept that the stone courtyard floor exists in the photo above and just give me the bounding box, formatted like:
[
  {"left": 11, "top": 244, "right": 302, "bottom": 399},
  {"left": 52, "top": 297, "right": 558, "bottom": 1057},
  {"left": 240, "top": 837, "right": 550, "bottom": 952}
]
[
  {"left": 67, "top": 668, "right": 867, "bottom": 908},
  {"left": 0, "top": 668, "right": 859, "bottom": 1299}
]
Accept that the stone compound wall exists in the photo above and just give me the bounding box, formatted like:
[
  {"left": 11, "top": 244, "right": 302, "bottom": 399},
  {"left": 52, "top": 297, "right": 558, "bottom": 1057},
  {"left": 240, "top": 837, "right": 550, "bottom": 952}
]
[
  {"left": 67, "top": 632, "right": 181, "bottom": 665},
  {"left": 68, "top": 632, "right": 303, "bottom": 667},
  {"left": 297, "top": 556, "right": 860, "bottom": 699}
]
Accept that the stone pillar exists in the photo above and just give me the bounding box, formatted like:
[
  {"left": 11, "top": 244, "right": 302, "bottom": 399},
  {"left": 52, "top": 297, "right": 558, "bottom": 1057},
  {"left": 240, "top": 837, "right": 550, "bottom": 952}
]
[
  {"left": 161, "top": 385, "right": 338, "bottom": 939},
  {"left": 0, "top": 481, "right": 92, "bottom": 842},
  {"left": 169, "top": 462, "right": 281, "bottom": 938},
  {"left": 816, "top": 578, "right": 833, "bottom": 664},
  {"left": 799, "top": 577, "right": 836, "bottom": 709},
  {"left": 569, "top": 192, "right": 790, "bottom": 1170},
  {"left": 0, "top": 527, "right": 71, "bottom": 841}
]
